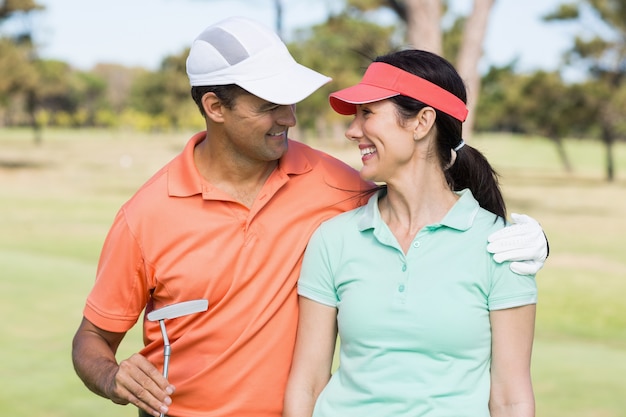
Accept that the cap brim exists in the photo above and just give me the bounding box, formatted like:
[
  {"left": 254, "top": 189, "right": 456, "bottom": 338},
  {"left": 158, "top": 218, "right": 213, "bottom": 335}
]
[
  {"left": 329, "top": 84, "right": 399, "bottom": 115},
  {"left": 239, "top": 62, "right": 331, "bottom": 105}
]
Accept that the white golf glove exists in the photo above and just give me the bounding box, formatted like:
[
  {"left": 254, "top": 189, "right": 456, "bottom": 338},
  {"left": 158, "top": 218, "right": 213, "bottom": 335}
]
[{"left": 487, "top": 213, "right": 549, "bottom": 275}]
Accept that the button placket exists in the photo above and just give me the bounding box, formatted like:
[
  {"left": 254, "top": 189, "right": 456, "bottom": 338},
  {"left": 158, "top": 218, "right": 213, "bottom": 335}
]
[{"left": 395, "top": 255, "right": 409, "bottom": 302}]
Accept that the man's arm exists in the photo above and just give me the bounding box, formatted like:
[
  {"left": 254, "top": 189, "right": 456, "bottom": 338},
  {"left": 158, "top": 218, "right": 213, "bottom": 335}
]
[{"left": 71, "top": 317, "right": 174, "bottom": 417}]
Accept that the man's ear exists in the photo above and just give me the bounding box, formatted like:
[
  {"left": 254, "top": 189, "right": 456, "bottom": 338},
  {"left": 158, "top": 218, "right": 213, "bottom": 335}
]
[
  {"left": 412, "top": 106, "right": 437, "bottom": 141},
  {"left": 202, "top": 92, "right": 225, "bottom": 123}
]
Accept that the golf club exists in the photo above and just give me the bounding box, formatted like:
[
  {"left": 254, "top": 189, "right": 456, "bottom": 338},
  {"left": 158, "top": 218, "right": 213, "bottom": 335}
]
[{"left": 147, "top": 299, "right": 209, "bottom": 417}]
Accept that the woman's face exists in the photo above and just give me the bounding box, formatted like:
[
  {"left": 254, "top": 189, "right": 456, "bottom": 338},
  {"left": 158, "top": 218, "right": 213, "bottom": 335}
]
[{"left": 345, "top": 100, "right": 417, "bottom": 183}]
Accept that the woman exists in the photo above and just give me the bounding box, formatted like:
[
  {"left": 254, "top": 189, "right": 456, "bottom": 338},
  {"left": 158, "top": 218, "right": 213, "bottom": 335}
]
[{"left": 283, "top": 49, "right": 537, "bottom": 417}]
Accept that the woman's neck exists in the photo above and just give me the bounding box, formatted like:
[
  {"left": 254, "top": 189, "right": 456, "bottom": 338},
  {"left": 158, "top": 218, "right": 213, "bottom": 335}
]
[{"left": 378, "top": 166, "right": 458, "bottom": 253}]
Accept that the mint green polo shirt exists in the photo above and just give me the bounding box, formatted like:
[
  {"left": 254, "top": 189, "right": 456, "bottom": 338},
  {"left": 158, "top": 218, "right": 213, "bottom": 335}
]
[{"left": 298, "top": 189, "right": 537, "bottom": 417}]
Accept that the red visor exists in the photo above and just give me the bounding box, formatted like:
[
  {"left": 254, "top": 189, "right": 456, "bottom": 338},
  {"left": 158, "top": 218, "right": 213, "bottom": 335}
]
[{"left": 329, "top": 62, "right": 468, "bottom": 122}]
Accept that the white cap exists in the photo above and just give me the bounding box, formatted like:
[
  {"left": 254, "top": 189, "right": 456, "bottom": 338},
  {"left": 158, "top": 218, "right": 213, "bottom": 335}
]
[{"left": 186, "top": 16, "right": 332, "bottom": 105}]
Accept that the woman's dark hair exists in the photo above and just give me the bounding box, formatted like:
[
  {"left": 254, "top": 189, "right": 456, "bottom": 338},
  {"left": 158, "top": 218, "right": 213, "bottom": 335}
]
[
  {"left": 376, "top": 49, "right": 506, "bottom": 220},
  {"left": 191, "top": 84, "right": 248, "bottom": 117}
]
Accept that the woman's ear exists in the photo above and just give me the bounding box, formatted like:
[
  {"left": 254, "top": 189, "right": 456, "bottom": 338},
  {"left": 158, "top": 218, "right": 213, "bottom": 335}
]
[
  {"left": 412, "top": 106, "right": 437, "bottom": 141},
  {"left": 202, "top": 92, "right": 225, "bottom": 123}
]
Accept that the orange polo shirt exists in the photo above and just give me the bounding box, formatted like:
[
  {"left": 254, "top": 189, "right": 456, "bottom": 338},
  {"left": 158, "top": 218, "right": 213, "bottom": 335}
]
[{"left": 84, "top": 132, "right": 370, "bottom": 417}]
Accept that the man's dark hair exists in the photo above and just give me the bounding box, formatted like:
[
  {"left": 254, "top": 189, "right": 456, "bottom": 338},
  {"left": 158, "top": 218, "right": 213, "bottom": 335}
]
[{"left": 191, "top": 84, "right": 248, "bottom": 117}]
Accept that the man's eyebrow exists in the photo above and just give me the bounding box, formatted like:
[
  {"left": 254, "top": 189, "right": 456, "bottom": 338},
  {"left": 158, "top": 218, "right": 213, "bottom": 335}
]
[{"left": 258, "top": 101, "right": 280, "bottom": 110}]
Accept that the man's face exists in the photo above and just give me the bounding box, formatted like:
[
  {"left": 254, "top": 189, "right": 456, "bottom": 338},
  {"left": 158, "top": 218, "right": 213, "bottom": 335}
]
[{"left": 220, "top": 93, "right": 297, "bottom": 163}]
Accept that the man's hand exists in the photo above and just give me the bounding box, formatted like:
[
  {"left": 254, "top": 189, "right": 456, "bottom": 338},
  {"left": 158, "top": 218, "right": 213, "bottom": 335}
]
[
  {"left": 488, "top": 213, "right": 549, "bottom": 275},
  {"left": 108, "top": 353, "right": 175, "bottom": 417},
  {"left": 72, "top": 318, "right": 175, "bottom": 417}
]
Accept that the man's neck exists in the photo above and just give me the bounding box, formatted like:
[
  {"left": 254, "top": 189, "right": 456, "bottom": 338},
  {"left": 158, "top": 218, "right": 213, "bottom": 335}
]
[{"left": 193, "top": 135, "right": 279, "bottom": 208}]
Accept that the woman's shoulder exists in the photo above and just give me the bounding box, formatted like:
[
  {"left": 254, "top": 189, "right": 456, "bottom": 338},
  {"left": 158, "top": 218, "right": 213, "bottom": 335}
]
[
  {"left": 321, "top": 204, "right": 366, "bottom": 230},
  {"left": 469, "top": 206, "right": 508, "bottom": 238}
]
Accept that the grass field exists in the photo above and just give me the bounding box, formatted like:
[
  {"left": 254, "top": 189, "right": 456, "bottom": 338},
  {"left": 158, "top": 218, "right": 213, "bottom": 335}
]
[{"left": 1, "top": 128, "right": 625, "bottom": 417}]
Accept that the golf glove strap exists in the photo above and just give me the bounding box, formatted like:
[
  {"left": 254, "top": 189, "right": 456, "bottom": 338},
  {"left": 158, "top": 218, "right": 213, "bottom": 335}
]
[{"left": 487, "top": 213, "right": 548, "bottom": 275}]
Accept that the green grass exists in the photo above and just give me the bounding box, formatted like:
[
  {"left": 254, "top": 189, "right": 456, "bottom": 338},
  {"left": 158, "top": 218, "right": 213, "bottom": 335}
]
[{"left": 1, "top": 128, "right": 625, "bottom": 416}]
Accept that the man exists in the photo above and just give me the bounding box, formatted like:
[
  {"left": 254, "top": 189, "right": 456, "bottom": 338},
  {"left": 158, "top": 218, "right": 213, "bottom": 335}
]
[{"left": 72, "top": 16, "right": 548, "bottom": 417}]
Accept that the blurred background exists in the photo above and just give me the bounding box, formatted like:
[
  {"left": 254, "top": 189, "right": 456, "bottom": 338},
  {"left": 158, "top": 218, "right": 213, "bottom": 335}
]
[{"left": 1, "top": 0, "right": 625, "bottom": 416}]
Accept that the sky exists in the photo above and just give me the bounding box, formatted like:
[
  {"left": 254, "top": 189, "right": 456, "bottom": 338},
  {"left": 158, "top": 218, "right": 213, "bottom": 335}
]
[{"left": 8, "top": 0, "right": 578, "bottom": 73}]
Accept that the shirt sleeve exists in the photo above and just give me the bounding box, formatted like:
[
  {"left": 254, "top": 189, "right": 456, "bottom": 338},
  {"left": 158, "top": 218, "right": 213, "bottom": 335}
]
[
  {"left": 297, "top": 225, "right": 339, "bottom": 308},
  {"left": 487, "top": 260, "right": 537, "bottom": 311},
  {"left": 83, "top": 207, "right": 152, "bottom": 332}
]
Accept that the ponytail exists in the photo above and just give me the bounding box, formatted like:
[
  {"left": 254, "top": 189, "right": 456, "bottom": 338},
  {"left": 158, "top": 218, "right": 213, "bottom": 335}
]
[{"left": 446, "top": 145, "right": 506, "bottom": 220}]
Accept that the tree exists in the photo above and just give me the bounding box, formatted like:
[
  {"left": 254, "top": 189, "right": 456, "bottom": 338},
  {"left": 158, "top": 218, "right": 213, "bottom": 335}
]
[
  {"left": 129, "top": 51, "right": 195, "bottom": 130},
  {"left": 0, "top": 37, "right": 37, "bottom": 122},
  {"left": 477, "top": 64, "right": 607, "bottom": 174},
  {"left": 544, "top": 0, "right": 626, "bottom": 181},
  {"left": 31, "top": 59, "right": 75, "bottom": 127},
  {"left": 92, "top": 63, "right": 144, "bottom": 114},
  {"left": 515, "top": 71, "right": 598, "bottom": 173},
  {"left": 0, "top": 0, "right": 45, "bottom": 140},
  {"left": 404, "top": 0, "right": 443, "bottom": 52},
  {"left": 0, "top": 0, "right": 44, "bottom": 32},
  {"left": 475, "top": 62, "right": 525, "bottom": 134},
  {"left": 455, "top": 0, "right": 494, "bottom": 140}
]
